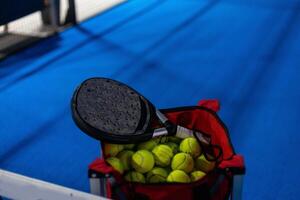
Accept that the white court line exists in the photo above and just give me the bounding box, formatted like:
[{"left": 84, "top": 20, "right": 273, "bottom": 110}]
[{"left": 0, "top": 169, "right": 108, "bottom": 200}]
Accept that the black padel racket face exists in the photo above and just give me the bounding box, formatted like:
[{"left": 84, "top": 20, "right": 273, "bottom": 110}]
[
  {"left": 72, "top": 78, "right": 155, "bottom": 143},
  {"left": 72, "top": 77, "right": 223, "bottom": 162}
]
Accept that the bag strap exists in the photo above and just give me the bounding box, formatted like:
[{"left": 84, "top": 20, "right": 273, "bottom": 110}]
[{"left": 198, "top": 99, "right": 220, "bottom": 112}]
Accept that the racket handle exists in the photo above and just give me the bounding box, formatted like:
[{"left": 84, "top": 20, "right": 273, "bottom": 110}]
[
  {"left": 155, "top": 110, "right": 210, "bottom": 144},
  {"left": 155, "top": 110, "right": 169, "bottom": 123},
  {"left": 176, "top": 126, "right": 210, "bottom": 144},
  {"left": 152, "top": 128, "right": 169, "bottom": 137},
  {"left": 175, "top": 126, "right": 194, "bottom": 138},
  {"left": 155, "top": 109, "right": 177, "bottom": 135}
]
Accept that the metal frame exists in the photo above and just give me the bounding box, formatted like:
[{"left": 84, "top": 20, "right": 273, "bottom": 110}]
[
  {"left": 64, "top": 0, "right": 77, "bottom": 25},
  {"left": 232, "top": 174, "right": 244, "bottom": 200},
  {"left": 89, "top": 171, "right": 109, "bottom": 196},
  {"left": 41, "top": 0, "right": 60, "bottom": 29},
  {"left": 89, "top": 171, "right": 244, "bottom": 200}
]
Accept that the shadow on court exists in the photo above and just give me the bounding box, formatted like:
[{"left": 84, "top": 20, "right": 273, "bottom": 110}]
[
  {"left": 0, "top": 109, "right": 68, "bottom": 166},
  {"left": 111, "top": 0, "right": 219, "bottom": 80},
  {"left": 0, "top": 0, "right": 166, "bottom": 92},
  {"left": 220, "top": 3, "right": 300, "bottom": 138}
]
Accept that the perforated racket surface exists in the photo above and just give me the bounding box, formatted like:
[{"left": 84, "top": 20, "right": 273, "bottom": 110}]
[
  {"left": 72, "top": 78, "right": 222, "bottom": 161},
  {"left": 72, "top": 78, "right": 154, "bottom": 143}
]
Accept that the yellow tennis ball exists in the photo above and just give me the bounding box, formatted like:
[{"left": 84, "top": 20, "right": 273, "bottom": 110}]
[
  {"left": 124, "top": 144, "right": 135, "bottom": 150},
  {"left": 152, "top": 144, "right": 174, "bottom": 167},
  {"left": 137, "top": 139, "right": 158, "bottom": 151},
  {"left": 167, "top": 170, "right": 190, "bottom": 183},
  {"left": 146, "top": 167, "right": 169, "bottom": 183},
  {"left": 131, "top": 150, "right": 155, "bottom": 173},
  {"left": 171, "top": 153, "right": 194, "bottom": 173},
  {"left": 179, "top": 137, "right": 201, "bottom": 158},
  {"left": 195, "top": 154, "right": 216, "bottom": 173},
  {"left": 117, "top": 150, "right": 134, "bottom": 171},
  {"left": 190, "top": 171, "right": 206, "bottom": 182},
  {"left": 106, "top": 157, "right": 124, "bottom": 174},
  {"left": 168, "top": 136, "right": 182, "bottom": 144},
  {"left": 104, "top": 143, "right": 124, "bottom": 157},
  {"left": 166, "top": 142, "right": 179, "bottom": 154},
  {"left": 124, "top": 171, "right": 146, "bottom": 183}
]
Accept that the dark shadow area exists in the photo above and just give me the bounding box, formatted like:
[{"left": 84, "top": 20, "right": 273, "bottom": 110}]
[
  {"left": 0, "top": 0, "right": 166, "bottom": 92},
  {"left": 111, "top": 0, "right": 219, "bottom": 79},
  {"left": 91, "top": 0, "right": 168, "bottom": 37},
  {"left": 75, "top": 26, "right": 138, "bottom": 59},
  {"left": 0, "top": 109, "right": 68, "bottom": 165},
  {"left": 0, "top": 33, "right": 41, "bottom": 59}
]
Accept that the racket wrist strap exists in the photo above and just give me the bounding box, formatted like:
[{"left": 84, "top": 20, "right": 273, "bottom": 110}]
[
  {"left": 165, "top": 121, "right": 177, "bottom": 135},
  {"left": 155, "top": 109, "right": 176, "bottom": 135}
]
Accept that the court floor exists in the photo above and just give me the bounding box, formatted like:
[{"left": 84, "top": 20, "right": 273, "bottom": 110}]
[{"left": 1, "top": 0, "right": 300, "bottom": 199}]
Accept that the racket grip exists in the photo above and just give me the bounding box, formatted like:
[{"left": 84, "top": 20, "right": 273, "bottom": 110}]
[
  {"left": 175, "top": 126, "right": 194, "bottom": 138},
  {"left": 153, "top": 128, "right": 168, "bottom": 137},
  {"left": 175, "top": 126, "right": 210, "bottom": 144},
  {"left": 155, "top": 109, "right": 177, "bottom": 135},
  {"left": 152, "top": 121, "right": 177, "bottom": 138}
]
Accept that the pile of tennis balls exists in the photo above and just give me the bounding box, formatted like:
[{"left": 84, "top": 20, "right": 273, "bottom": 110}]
[{"left": 104, "top": 136, "right": 216, "bottom": 184}]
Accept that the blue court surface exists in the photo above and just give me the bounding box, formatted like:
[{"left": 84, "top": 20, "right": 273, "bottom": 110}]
[{"left": 1, "top": 0, "right": 300, "bottom": 199}]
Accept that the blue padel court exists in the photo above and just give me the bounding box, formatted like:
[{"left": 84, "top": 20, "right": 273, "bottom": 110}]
[{"left": 1, "top": 0, "right": 300, "bottom": 199}]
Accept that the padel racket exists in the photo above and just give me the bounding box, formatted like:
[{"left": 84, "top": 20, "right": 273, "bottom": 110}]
[{"left": 71, "top": 77, "right": 211, "bottom": 144}]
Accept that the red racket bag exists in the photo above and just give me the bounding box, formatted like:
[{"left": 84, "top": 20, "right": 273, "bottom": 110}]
[{"left": 88, "top": 99, "right": 245, "bottom": 200}]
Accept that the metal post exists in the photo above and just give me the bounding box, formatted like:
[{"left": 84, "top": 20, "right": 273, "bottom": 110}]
[
  {"left": 89, "top": 171, "right": 108, "bottom": 197},
  {"left": 4, "top": 24, "right": 8, "bottom": 33},
  {"left": 232, "top": 175, "right": 244, "bottom": 200},
  {"left": 64, "top": 0, "right": 77, "bottom": 25},
  {"left": 49, "top": 0, "right": 60, "bottom": 30},
  {"left": 41, "top": 0, "right": 60, "bottom": 30}
]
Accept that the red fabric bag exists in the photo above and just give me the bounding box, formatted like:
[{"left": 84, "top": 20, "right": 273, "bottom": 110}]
[{"left": 89, "top": 100, "right": 245, "bottom": 200}]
